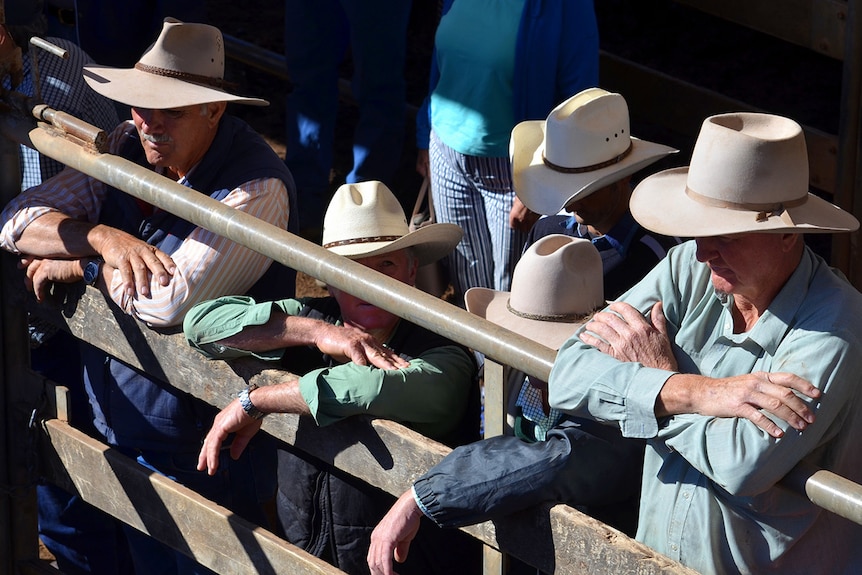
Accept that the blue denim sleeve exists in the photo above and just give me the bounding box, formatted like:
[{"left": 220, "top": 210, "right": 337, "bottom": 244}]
[{"left": 413, "top": 419, "right": 644, "bottom": 528}]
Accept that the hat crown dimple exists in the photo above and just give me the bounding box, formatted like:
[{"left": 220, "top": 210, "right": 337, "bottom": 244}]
[
  {"left": 137, "top": 20, "right": 225, "bottom": 80},
  {"left": 544, "top": 90, "right": 631, "bottom": 169},
  {"left": 323, "top": 182, "right": 409, "bottom": 242},
  {"left": 508, "top": 235, "right": 604, "bottom": 319},
  {"left": 686, "top": 112, "right": 809, "bottom": 206}
]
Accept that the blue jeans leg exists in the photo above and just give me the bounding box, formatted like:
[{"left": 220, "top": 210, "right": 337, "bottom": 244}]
[
  {"left": 283, "top": 0, "right": 346, "bottom": 231},
  {"left": 341, "top": 0, "right": 411, "bottom": 186}
]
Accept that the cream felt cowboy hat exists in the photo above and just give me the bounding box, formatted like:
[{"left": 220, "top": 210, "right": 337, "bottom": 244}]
[
  {"left": 630, "top": 112, "right": 860, "bottom": 237},
  {"left": 82, "top": 18, "right": 268, "bottom": 109},
  {"left": 322, "top": 181, "right": 462, "bottom": 266},
  {"left": 511, "top": 88, "right": 677, "bottom": 216},
  {"left": 465, "top": 235, "right": 604, "bottom": 350}
]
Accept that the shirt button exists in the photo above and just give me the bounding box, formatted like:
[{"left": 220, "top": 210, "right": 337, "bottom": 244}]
[
  {"left": 683, "top": 492, "right": 690, "bottom": 499},
  {"left": 671, "top": 544, "right": 678, "bottom": 551}
]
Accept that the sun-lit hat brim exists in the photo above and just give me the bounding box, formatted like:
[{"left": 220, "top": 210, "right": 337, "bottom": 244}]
[
  {"left": 631, "top": 167, "right": 861, "bottom": 237},
  {"left": 465, "top": 287, "right": 587, "bottom": 350},
  {"left": 327, "top": 222, "right": 462, "bottom": 267},
  {"left": 512, "top": 120, "right": 677, "bottom": 216},
  {"left": 83, "top": 65, "right": 268, "bottom": 109}
]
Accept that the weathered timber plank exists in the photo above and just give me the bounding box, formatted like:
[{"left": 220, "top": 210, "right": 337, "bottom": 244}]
[
  {"left": 22, "top": 281, "right": 699, "bottom": 574},
  {"left": 42, "top": 419, "right": 344, "bottom": 575}
]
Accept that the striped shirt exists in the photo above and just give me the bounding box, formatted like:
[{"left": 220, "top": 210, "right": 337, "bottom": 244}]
[{"left": 0, "top": 121, "right": 290, "bottom": 327}]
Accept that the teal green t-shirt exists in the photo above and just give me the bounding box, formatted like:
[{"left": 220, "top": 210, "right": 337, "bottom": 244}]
[{"left": 431, "top": 0, "right": 525, "bottom": 157}]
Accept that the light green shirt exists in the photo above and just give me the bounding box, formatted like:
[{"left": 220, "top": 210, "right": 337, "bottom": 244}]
[
  {"left": 184, "top": 295, "right": 477, "bottom": 441},
  {"left": 549, "top": 241, "right": 862, "bottom": 575}
]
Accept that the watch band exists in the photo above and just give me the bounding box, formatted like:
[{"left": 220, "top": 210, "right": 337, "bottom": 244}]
[{"left": 237, "top": 383, "right": 265, "bottom": 420}]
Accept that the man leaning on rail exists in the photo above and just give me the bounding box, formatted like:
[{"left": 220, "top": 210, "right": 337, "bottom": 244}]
[
  {"left": 184, "top": 180, "right": 483, "bottom": 575},
  {"left": 369, "top": 112, "right": 862, "bottom": 575},
  {"left": 0, "top": 18, "right": 298, "bottom": 575}
]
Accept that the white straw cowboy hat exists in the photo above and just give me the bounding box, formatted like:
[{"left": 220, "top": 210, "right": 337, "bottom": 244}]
[
  {"left": 631, "top": 112, "right": 860, "bottom": 237},
  {"left": 511, "top": 88, "right": 677, "bottom": 216},
  {"left": 465, "top": 235, "right": 604, "bottom": 350},
  {"left": 82, "top": 18, "right": 268, "bottom": 109},
  {"left": 322, "top": 181, "right": 462, "bottom": 266}
]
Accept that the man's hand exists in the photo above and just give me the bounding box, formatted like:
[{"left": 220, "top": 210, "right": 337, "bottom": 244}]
[
  {"left": 509, "top": 196, "right": 540, "bottom": 233},
  {"left": 314, "top": 323, "right": 410, "bottom": 369},
  {"left": 196, "top": 398, "right": 263, "bottom": 476},
  {"left": 367, "top": 490, "right": 423, "bottom": 575},
  {"left": 19, "top": 256, "right": 85, "bottom": 302},
  {"left": 579, "top": 301, "right": 678, "bottom": 371},
  {"left": 658, "top": 371, "right": 820, "bottom": 438},
  {"left": 92, "top": 226, "right": 175, "bottom": 298}
]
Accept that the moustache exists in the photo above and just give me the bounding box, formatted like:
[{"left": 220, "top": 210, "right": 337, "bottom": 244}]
[{"left": 141, "top": 132, "right": 171, "bottom": 144}]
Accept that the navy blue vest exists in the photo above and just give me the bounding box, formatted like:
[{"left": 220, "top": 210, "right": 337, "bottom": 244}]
[{"left": 84, "top": 116, "right": 298, "bottom": 451}]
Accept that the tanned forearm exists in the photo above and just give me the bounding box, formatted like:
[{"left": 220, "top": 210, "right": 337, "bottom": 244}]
[
  {"left": 249, "top": 378, "right": 310, "bottom": 416},
  {"left": 655, "top": 371, "right": 820, "bottom": 438},
  {"left": 218, "top": 313, "right": 327, "bottom": 353},
  {"left": 14, "top": 212, "right": 101, "bottom": 258}
]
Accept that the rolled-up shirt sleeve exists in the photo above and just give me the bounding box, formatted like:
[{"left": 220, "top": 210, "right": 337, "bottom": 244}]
[
  {"left": 183, "top": 295, "right": 302, "bottom": 360},
  {"left": 116, "top": 176, "right": 289, "bottom": 327},
  {"left": 299, "top": 344, "right": 475, "bottom": 439}
]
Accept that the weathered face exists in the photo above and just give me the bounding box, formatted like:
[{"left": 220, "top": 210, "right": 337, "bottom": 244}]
[
  {"left": 694, "top": 233, "right": 799, "bottom": 300},
  {"left": 329, "top": 249, "right": 418, "bottom": 334},
  {"left": 130, "top": 102, "right": 225, "bottom": 177}
]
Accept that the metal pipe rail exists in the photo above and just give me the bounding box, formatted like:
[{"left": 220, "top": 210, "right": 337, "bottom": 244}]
[{"left": 1, "top": 111, "right": 556, "bottom": 383}]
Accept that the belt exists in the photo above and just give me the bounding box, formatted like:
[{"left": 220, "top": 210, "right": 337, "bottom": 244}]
[{"left": 46, "top": 4, "right": 76, "bottom": 27}]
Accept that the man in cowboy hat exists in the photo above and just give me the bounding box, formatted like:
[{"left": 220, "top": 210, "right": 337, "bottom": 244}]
[
  {"left": 369, "top": 110, "right": 862, "bottom": 575},
  {"left": 1, "top": 18, "right": 298, "bottom": 575},
  {"left": 550, "top": 112, "right": 862, "bottom": 574},
  {"left": 184, "top": 180, "right": 482, "bottom": 575},
  {"left": 369, "top": 235, "right": 649, "bottom": 574},
  {"left": 514, "top": 87, "right": 680, "bottom": 298},
  {"left": 368, "top": 90, "right": 683, "bottom": 574}
]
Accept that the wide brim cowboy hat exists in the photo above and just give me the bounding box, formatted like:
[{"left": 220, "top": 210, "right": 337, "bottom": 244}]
[
  {"left": 83, "top": 18, "right": 268, "bottom": 109},
  {"left": 512, "top": 88, "right": 677, "bottom": 216},
  {"left": 322, "top": 181, "right": 462, "bottom": 267},
  {"left": 631, "top": 112, "right": 860, "bottom": 237},
  {"left": 465, "top": 235, "right": 605, "bottom": 350}
]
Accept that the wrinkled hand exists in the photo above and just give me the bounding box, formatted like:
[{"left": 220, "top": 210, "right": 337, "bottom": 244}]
[
  {"left": 19, "top": 256, "right": 84, "bottom": 303},
  {"left": 580, "top": 301, "right": 678, "bottom": 371},
  {"left": 509, "top": 196, "right": 540, "bottom": 233},
  {"left": 96, "top": 228, "right": 175, "bottom": 298},
  {"left": 661, "top": 371, "right": 820, "bottom": 438},
  {"left": 367, "top": 491, "right": 423, "bottom": 575},
  {"left": 196, "top": 399, "right": 263, "bottom": 476},
  {"left": 314, "top": 324, "right": 410, "bottom": 369}
]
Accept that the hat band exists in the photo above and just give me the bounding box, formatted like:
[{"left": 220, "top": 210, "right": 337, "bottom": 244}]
[
  {"left": 685, "top": 187, "right": 808, "bottom": 222},
  {"left": 506, "top": 300, "right": 594, "bottom": 323},
  {"left": 542, "top": 141, "right": 633, "bottom": 174},
  {"left": 134, "top": 62, "right": 238, "bottom": 92},
  {"left": 324, "top": 235, "right": 404, "bottom": 249}
]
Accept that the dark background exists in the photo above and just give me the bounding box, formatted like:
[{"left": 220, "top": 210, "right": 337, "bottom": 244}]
[{"left": 206, "top": 0, "right": 843, "bottom": 201}]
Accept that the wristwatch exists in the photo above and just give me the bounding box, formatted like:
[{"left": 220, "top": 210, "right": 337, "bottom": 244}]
[
  {"left": 237, "top": 383, "right": 265, "bottom": 420},
  {"left": 83, "top": 258, "right": 103, "bottom": 286}
]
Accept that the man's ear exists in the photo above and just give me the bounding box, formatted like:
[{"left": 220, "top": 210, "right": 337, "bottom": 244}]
[
  {"left": 407, "top": 254, "right": 419, "bottom": 286},
  {"left": 207, "top": 101, "right": 227, "bottom": 126}
]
